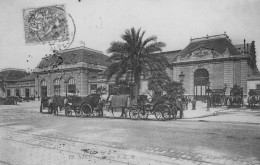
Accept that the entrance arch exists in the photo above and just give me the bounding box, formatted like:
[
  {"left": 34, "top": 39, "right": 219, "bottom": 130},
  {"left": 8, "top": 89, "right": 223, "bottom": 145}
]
[{"left": 194, "top": 68, "right": 209, "bottom": 100}]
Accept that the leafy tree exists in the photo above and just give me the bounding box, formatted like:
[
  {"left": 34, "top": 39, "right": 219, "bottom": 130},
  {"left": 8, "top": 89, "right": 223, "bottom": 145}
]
[
  {"left": 148, "top": 70, "right": 171, "bottom": 96},
  {"left": 249, "top": 41, "right": 258, "bottom": 73},
  {"left": 163, "top": 81, "right": 185, "bottom": 97},
  {"left": 105, "top": 27, "right": 167, "bottom": 99}
]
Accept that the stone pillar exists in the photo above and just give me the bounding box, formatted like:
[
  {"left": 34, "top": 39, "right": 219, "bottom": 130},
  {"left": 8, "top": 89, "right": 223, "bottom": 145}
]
[
  {"left": 240, "top": 60, "right": 248, "bottom": 96},
  {"left": 224, "top": 61, "right": 234, "bottom": 95}
]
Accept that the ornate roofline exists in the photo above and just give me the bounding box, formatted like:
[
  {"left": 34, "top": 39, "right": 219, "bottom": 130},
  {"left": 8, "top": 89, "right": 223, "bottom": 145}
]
[
  {"left": 190, "top": 33, "right": 231, "bottom": 43},
  {"left": 171, "top": 55, "right": 249, "bottom": 66},
  {"left": 58, "top": 46, "right": 103, "bottom": 54}
]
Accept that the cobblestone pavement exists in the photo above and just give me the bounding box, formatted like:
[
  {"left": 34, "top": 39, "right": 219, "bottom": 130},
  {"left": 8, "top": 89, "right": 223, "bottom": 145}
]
[{"left": 0, "top": 102, "right": 260, "bottom": 165}]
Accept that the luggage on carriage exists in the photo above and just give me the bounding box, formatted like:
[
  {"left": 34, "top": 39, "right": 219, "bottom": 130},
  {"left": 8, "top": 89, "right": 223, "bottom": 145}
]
[
  {"left": 227, "top": 84, "right": 244, "bottom": 107},
  {"left": 210, "top": 89, "right": 226, "bottom": 107}
]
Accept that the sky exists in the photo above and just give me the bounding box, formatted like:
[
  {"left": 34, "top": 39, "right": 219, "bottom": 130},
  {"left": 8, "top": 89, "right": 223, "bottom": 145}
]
[{"left": 0, "top": 0, "right": 260, "bottom": 72}]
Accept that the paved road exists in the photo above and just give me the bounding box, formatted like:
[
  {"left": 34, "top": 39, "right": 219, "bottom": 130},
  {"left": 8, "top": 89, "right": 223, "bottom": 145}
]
[{"left": 0, "top": 101, "right": 260, "bottom": 165}]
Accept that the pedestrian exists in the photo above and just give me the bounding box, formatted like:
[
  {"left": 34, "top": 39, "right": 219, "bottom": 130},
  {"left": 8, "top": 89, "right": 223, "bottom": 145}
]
[
  {"left": 176, "top": 96, "right": 183, "bottom": 119},
  {"left": 185, "top": 96, "right": 188, "bottom": 110},
  {"left": 192, "top": 98, "right": 196, "bottom": 110}
]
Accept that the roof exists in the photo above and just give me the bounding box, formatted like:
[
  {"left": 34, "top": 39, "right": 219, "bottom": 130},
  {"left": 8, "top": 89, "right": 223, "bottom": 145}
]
[
  {"left": 247, "top": 74, "right": 260, "bottom": 81},
  {"left": 179, "top": 34, "right": 242, "bottom": 58},
  {"left": 17, "top": 73, "right": 36, "bottom": 82},
  {"left": 234, "top": 43, "right": 251, "bottom": 54},
  {"left": 151, "top": 50, "right": 182, "bottom": 63},
  {"left": 0, "top": 69, "right": 28, "bottom": 81},
  {"left": 37, "top": 46, "right": 111, "bottom": 68}
]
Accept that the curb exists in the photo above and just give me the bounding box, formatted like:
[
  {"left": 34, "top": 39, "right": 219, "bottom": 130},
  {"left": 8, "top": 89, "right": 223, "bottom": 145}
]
[{"left": 182, "top": 111, "right": 217, "bottom": 119}]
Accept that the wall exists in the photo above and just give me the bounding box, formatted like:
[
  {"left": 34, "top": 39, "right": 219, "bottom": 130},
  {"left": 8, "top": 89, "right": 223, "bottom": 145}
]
[
  {"left": 247, "top": 80, "right": 260, "bottom": 96},
  {"left": 240, "top": 60, "right": 248, "bottom": 95},
  {"left": 211, "top": 63, "right": 224, "bottom": 89},
  {"left": 224, "top": 61, "right": 234, "bottom": 95}
]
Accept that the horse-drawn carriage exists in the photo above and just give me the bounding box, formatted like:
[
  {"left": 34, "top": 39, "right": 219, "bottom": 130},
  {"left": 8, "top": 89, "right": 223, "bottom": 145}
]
[
  {"left": 40, "top": 93, "right": 105, "bottom": 117},
  {"left": 126, "top": 94, "right": 181, "bottom": 120},
  {"left": 248, "top": 89, "right": 260, "bottom": 108},
  {"left": 226, "top": 84, "right": 244, "bottom": 107},
  {"left": 210, "top": 89, "right": 226, "bottom": 107}
]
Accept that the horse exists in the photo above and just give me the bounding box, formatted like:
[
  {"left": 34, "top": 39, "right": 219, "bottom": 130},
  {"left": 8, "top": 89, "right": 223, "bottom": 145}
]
[
  {"left": 247, "top": 95, "right": 260, "bottom": 108},
  {"left": 108, "top": 94, "right": 130, "bottom": 118}
]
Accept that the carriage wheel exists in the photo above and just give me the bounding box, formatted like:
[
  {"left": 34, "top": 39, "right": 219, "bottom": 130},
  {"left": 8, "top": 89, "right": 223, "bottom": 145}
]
[
  {"left": 154, "top": 104, "right": 166, "bottom": 120},
  {"left": 129, "top": 107, "right": 139, "bottom": 120},
  {"left": 81, "top": 104, "right": 92, "bottom": 117},
  {"left": 65, "top": 106, "right": 73, "bottom": 117},
  {"left": 75, "top": 107, "right": 83, "bottom": 117},
  {"left": 138, "top": 108, "right": 148, "bottom": 119},
  {"left": 155, "top": 104, "right": 171, "bottom": 120}
]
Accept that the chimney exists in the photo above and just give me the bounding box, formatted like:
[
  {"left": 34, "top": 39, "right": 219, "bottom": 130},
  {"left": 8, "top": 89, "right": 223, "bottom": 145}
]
[{"left": 244, "top": 39, "right": 246, "bottom": 54}]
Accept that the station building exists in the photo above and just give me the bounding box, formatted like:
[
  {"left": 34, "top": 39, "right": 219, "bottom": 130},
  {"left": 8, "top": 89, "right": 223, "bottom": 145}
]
[
  {"left": 0, "top": 68, "right": 35, "bottom": 98},
  {"left": 33, "top": 46, "right": 111, "bottom": 97},
  {"left": 163, "top": 34, "right": 255, "bottom": 100}
]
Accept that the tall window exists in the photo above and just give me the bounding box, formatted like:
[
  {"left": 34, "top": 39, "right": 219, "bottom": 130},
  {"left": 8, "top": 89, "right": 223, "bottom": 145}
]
[
  {"left": 68, "top": 77, "right": 76, "bottom": 94},
  {"left": 41, "top": 79, "right": 47, "bottom": 97},
  {"left": 257, "top": 84, "right": 260, "bottom": 90},
  {"left": 194, "top": 68, "right": 209, "bottom": 98},
  {"left": 90, "top": 84, "right": 97, "bottom": 93},
  {"left": 7, "top": 89, "right": 10, "bottom": 97},
  {"left": 25, "top": 88, "right": 30, "bottom": 98},
  {"left": 53, "top": 79, "right": 61, "bottom": 96},
  {"left": 15, "top": 89, "right": 20, "bottom": 97}
]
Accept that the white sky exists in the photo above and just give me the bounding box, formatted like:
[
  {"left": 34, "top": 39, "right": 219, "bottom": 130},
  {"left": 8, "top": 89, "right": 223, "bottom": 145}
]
[{"left": 0, "top": 0, "right": 260, "bottom": 71}]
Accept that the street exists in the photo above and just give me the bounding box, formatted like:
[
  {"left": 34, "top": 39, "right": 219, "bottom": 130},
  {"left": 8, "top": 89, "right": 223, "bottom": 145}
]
[{"left": 0, "top": 101, "right": 260, "bottom": 165}]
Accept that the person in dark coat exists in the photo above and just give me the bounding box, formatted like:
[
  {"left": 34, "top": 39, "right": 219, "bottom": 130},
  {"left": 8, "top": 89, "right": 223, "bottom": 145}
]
[{"left": 176, "top": 96, "right": 183, "bottom": 119}]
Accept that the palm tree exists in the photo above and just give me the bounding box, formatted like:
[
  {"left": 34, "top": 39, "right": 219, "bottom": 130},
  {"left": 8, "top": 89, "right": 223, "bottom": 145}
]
[{"left": 105, "top": 27, "right": 167, "bottom": 99}]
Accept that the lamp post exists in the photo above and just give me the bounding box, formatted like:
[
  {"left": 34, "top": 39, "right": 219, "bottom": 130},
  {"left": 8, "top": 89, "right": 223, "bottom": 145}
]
[
  {"left": 179, "top": 71, "right": 186, "bottom": 114},
  {"left": 206, "top": 81, "right": 211, "bottom": 111},
  {"left": 64, "top": 79, "right": 68, "bottom": 97}
]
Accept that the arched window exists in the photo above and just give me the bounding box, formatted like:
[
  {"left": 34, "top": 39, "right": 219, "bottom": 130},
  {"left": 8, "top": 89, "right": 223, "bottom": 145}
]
[
  {"left": 15, "top": 89, "right": 20, "bottom": 97},
  {"left": 68, "top": 77, "right": 76, "bottom": 94},
  {"left": 41, "top": 79, "right": 47, "bottom": 97},
  {"left": 194, "top": 69, "right": 209, "bottom": 98},
  {"left": 53, "top": 78, "right": 61, "bottom": 96}
]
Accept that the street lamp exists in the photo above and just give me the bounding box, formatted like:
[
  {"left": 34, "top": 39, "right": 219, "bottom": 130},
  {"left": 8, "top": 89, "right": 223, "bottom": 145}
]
[
  {"left": 64, "top": 79, "right": 69, "bottom": 97},
  {"left": 206, "top": 81, "right": 211, "bottom": 111}
]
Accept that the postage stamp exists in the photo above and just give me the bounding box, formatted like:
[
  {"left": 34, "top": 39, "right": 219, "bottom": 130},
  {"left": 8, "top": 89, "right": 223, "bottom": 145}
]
[{"left": 23, "top": 5, "right": 69, "bottom": 44}]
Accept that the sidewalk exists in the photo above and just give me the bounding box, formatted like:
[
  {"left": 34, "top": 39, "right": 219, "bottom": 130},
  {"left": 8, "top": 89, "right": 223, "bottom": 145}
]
[
  {"left": 182, "top": 101, "right": 222, "bottom": 119},
  {"left": 187, "top": 108, "right": 260, "bottom": 124}
]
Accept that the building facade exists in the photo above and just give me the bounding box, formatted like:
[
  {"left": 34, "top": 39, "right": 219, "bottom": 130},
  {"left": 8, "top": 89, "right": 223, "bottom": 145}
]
[
  {"left": 34, "top": 46, "right": 111, "bottom": 97},
  {"left": 0, "top": 68, "right": 33, "bottom": 98},
  {"left": 163, "top": 34, "right": 254, "bottom": 100}
]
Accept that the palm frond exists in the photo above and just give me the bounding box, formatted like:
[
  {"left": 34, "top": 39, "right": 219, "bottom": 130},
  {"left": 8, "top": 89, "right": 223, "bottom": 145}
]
[{"left": 141, "top": 36, "right": 157, "bottom": 48}]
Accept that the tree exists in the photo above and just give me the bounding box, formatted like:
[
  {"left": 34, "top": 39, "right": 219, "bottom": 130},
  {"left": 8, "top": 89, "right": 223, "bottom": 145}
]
[
  {"left": 163, "top": 81, "right": 185, "bottom": 97},
  {"left": 249, "top": 41, "right": 258, "bottom": 73},
  {"left": 105, "top": 27, "right": 167, "bottom": 99},
  {"left": 148, "top": 70, "right": 171, "bottom": 96}
]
